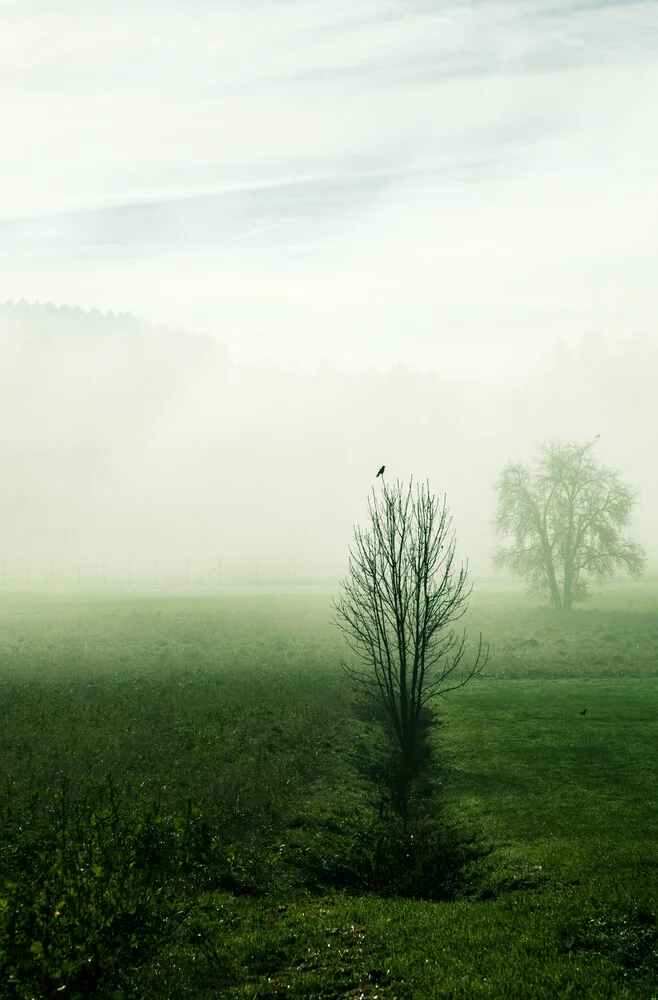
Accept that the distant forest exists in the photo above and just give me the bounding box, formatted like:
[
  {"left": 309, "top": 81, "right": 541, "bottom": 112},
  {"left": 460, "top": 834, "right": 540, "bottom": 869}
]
[{"left": 0, "top": 301, "right": 655, "bottom": 585}]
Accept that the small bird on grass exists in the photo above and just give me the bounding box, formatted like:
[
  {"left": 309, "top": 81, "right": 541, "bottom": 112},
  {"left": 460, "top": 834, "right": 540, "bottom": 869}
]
[
  {"left": 376, "top": 465, "right": 386, "bottom": 478},
  {"left": 579, "top": 707, "right": 588, "bottom": 716}
]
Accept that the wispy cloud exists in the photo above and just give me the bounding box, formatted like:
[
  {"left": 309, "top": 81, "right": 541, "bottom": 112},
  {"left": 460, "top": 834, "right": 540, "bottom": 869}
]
[
  {"left": 1, "top": 0, "right": 657, "bottom": 376},
  {"left": 0, "top": 168, "right": 403, "bottom": 258}
]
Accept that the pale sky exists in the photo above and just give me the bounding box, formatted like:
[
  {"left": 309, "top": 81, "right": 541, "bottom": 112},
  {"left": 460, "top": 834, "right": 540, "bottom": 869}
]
[{"left": 2, "top": 0, "right": 657, "bottom": 378}]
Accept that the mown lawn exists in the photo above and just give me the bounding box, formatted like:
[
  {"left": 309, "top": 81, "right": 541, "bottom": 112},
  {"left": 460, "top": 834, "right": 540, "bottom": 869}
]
[{"left": 0, "top": 585, "right": 656, "bottom": 998}]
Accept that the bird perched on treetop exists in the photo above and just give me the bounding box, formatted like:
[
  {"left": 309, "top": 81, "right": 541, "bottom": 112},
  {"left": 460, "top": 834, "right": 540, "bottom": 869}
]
[{"left": 376, "top": 465, "right": 385, "bottom": 478}]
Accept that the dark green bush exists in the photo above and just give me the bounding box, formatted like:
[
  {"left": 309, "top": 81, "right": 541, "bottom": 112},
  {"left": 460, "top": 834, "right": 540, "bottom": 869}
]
[{"left": 0, "top": 777, "right": 198, "bottom": 997}]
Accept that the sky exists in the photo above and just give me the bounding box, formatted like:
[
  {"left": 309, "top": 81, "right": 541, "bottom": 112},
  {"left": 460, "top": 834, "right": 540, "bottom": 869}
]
[{"left": 2, "top": 0, "right": 657, "bottom": 379}]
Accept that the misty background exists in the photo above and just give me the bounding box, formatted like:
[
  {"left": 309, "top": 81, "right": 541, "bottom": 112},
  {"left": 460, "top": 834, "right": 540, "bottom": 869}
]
[
  {"left": 1, "top": 1, "right": 656, "bottom": 585},
  {"left": 0, "top": 302, "right": 654, "bottom": 586}
]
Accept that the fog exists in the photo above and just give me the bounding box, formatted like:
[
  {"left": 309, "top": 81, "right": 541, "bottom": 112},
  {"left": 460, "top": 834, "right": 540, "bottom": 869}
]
[
  {"left": 1, "top": 2, "right": 656, "bottom": 587},
  {"left": 0, "top": 303, "right": 655, "bottom": 587}
]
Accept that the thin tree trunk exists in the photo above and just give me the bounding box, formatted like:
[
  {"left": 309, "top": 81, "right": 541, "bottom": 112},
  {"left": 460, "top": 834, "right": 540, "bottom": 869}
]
[
  {"left": 541, "top": 540, "right": 562, "bottom": 610},
  {"left": 562, "top": 570, "right": 573, "bottom": 611},
  {"left": 550, "top": 581, "right": 563, "bottom": 611}
]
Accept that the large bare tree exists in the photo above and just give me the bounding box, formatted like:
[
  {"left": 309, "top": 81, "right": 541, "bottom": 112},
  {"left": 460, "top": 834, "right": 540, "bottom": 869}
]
[
  {"left": 493, "top": 440, "right": 646, "bottom": 611},
  {"left": 332, "top": 479, "right": 487, "bottom": 771}
]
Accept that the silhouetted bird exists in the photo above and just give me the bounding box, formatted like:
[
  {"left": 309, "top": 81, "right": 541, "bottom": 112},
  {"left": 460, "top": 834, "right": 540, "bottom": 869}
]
[
  {"left": 376, "top": 465, "right": 385, "bottom": 478},
  {"left": 579, "top": 708, "right": 588, "bottom": 716}
]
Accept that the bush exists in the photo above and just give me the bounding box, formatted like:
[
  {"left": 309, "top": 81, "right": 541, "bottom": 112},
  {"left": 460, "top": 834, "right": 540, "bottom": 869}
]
[{"left": 0, "top": 777, "right": 193, "bottom": 997}]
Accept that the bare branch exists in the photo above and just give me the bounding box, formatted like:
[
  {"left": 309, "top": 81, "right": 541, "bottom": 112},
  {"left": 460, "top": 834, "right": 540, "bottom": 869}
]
[{"left": 332, "top": 479, "right": 487, "bottom": 767}]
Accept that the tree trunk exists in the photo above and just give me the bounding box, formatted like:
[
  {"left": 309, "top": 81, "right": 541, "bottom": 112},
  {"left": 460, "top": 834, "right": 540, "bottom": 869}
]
[
  {"left": 562, "top": 559, "right": 574, "bottom": 611},
  {"left": 542, "top": 546, "right": 562, "bottom": 610}
]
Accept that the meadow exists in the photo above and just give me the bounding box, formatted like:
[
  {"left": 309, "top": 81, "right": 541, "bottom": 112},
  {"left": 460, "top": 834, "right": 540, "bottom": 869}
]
[{"left": 0, "top": 583, "right": 656, "bottom": 998}]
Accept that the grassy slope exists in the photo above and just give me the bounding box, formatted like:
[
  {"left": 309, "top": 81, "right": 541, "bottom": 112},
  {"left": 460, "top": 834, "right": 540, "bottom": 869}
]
[{"left": 0, "top": 586, "right": 656, "bottom": 998}]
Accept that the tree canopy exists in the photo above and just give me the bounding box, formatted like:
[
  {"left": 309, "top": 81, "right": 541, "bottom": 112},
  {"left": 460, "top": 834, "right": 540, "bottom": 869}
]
[{"left": 493, "top": 440, "right": 646, "bottom": 610}]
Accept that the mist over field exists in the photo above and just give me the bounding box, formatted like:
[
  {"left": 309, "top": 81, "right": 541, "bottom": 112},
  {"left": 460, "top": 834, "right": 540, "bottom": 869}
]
[{"left": 0, "top": 301, "right": 655, "bottom": 586}]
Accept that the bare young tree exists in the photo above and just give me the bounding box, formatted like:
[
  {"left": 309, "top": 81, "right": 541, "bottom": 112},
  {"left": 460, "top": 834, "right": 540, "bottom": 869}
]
[
  {"left": 332, "top": 479, "right": 487, "bottom": 771},
  {"left": 493, "top": 439, "right": 646, "bottom": 611}
]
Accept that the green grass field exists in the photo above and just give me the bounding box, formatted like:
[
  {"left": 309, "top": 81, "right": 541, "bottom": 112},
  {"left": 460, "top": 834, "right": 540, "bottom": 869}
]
[{"left": 0, "top": 585, "right": 656, "bottom": 998}]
